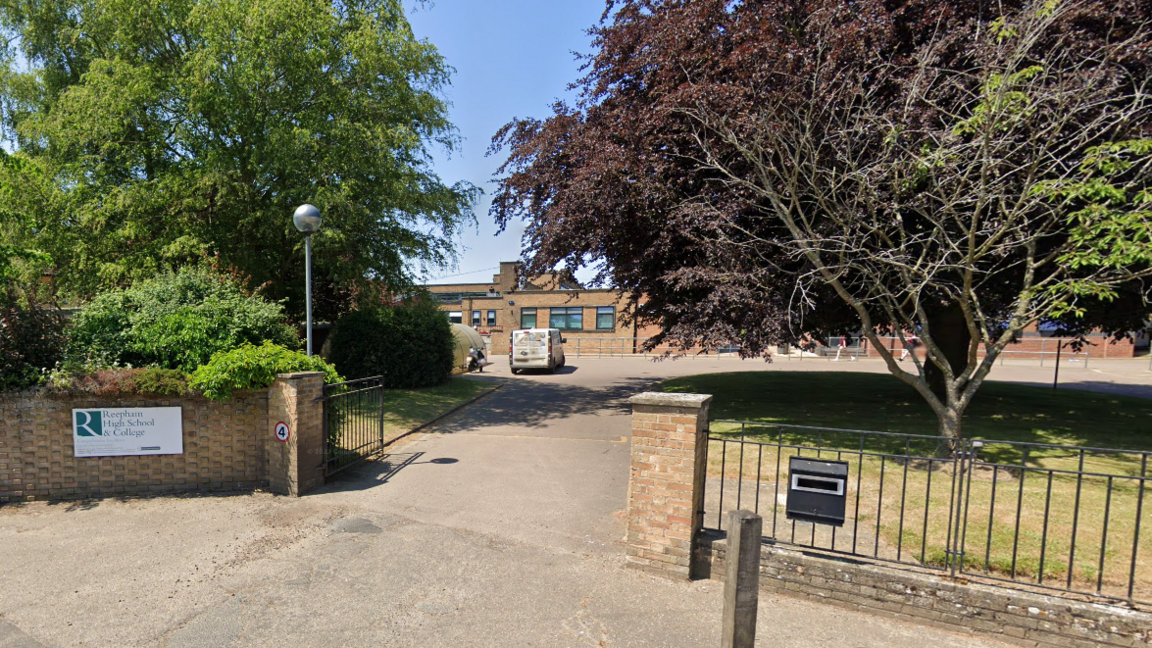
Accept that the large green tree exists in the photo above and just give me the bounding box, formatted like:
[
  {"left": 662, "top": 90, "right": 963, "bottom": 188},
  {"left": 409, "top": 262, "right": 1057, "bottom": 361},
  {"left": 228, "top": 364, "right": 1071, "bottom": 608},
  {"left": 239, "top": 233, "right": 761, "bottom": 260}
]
[{"left": 0, "top": 0, "right": 478, "bottom": 318}]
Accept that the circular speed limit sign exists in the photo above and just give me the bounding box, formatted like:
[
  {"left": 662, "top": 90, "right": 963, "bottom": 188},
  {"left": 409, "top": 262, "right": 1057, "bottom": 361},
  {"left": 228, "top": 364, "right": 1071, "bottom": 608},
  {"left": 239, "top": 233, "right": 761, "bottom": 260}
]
[{"left": 274, "top": 421, "right": 291, "bottom": 443}]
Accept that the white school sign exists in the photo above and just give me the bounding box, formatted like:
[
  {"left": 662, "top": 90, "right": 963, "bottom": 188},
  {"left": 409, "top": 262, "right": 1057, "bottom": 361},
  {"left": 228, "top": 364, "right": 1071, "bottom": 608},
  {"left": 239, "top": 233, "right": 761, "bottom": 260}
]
[{"left": 72, "top": 407, "right": 184, "bottom": 457}]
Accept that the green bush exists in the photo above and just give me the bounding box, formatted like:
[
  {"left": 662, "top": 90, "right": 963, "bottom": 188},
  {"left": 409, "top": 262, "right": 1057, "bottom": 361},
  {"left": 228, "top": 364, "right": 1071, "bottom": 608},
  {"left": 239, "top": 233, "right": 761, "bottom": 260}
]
[
  {"left": 68, "top": 267, "right": 298, "bottom": 372},
  {"left": 0, "top": 281, "right": 68, "bottom": 391},
  {"left": 190, "top": 341, "right": 342, "bottom": 400},
  {"left": 328, "top": 299, "right": 454, "bottom": 388}
]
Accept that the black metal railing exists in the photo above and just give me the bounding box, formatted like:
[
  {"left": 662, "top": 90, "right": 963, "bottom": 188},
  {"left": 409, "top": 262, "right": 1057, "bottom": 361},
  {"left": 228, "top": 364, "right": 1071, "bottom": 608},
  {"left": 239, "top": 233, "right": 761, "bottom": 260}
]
[
  {"left": 322, "top": 376, "right": 385, "bottom": 475},
  {"left": 705, "top": 421, "right": 1151, "bottom": 607}
]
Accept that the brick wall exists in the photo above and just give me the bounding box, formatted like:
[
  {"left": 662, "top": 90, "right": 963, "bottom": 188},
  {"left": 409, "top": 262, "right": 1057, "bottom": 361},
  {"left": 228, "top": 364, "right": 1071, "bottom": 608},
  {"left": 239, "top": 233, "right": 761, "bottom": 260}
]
[
  {"left": 848, "top": 335, "right": 1137, "bottom": 360},
  {"left": 0, "top": 390, "right": 269, "bottom": 503},
  {"left": 267, "top": 372, "right": 325, "bottom": 497},
  {"left": 625, "top": 392, "right": 712, "bottom": 579},
  {"left": 447, "top": 291, "right": 649, "bottom": 352},
  {"left": 696, "top": 535, "right": 1151, "bottom": 648}
]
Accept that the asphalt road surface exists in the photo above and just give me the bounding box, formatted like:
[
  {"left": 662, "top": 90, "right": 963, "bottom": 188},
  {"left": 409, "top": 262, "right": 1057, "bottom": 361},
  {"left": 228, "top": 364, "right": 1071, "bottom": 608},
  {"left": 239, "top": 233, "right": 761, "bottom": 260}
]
[{"left": 8, "top": 354, "right": 1140, "bottom": 647}]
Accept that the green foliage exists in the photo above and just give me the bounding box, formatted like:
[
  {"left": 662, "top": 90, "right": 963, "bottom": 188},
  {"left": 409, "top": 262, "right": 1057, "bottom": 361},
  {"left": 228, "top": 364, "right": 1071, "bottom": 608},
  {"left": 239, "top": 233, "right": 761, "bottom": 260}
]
[
  {"left": 1033, "top": 138, "right": 1152, "bottom": 317},
  {"left": 328, "top": 299, "right": 454, "bottom": 388},
  {"left": 952, "top": 65, "right": 1044, "bottom": 136},
  {"left": 0, "top": 281, "right": 68, "bottom": 390},
  {"left": 68, "top": 266, "right": 298, "bottom": 372},
  {"left": 52, "top": 367, "right": 191, "bottom": 397},
  {"left": 0, "top": 151, "right": 51, "bottom": 283},
  {"left": 0, "top": 0, "right": 479, "bottom": 319},
  {"left": 190, "top": 341, "right": 342, "bottom": 401}
]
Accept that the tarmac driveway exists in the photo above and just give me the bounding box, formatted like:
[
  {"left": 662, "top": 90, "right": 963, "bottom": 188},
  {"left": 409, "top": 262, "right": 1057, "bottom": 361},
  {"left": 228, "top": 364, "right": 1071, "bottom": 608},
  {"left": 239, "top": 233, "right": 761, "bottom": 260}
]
[{"left": 0, "top": 356, "right": 1034, "bottom": 648}]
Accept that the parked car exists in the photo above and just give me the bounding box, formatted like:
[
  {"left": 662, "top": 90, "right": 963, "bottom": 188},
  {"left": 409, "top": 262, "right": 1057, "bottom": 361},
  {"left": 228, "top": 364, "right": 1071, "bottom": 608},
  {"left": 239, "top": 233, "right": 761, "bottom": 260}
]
[{"left": 509, "top": 328, "right": 566, "bottom": 374}]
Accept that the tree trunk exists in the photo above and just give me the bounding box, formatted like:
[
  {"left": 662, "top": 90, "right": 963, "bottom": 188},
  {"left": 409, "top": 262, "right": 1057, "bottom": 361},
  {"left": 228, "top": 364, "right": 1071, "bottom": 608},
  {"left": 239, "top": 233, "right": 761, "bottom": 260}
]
[
  {"left": 922, "top": 302, "right": 971, "bottom": 452},
  {"left": 923, "top": 302, "right": 971, "bottom": 407},
  {"left": 933, "top": 407, "right": 964, "bottom": 456}
]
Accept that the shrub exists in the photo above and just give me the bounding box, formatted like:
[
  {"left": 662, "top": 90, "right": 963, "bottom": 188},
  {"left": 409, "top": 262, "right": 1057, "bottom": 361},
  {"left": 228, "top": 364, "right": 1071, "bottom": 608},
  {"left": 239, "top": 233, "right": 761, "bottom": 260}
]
[
  {"left": 52, "top": 367, "right": 192, "bottom": 397},
  {"left": 328, "top": 299, "right": 454, "bottom": 388},
  {"left": 190, "top": 341, "right": 342, "bottom": 400},
  {"left": 0, "top": 281, "right": 68, "bottom": 391},
  {"left": 68, "top": 267, "right": 299, "bottom": 372}
]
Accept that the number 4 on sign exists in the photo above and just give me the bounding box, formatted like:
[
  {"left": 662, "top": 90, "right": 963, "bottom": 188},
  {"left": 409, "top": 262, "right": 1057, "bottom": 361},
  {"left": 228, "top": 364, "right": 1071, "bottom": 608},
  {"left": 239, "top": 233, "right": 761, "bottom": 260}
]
[{"left": 274, "top": 422, "right": 291, "bottom": 443}]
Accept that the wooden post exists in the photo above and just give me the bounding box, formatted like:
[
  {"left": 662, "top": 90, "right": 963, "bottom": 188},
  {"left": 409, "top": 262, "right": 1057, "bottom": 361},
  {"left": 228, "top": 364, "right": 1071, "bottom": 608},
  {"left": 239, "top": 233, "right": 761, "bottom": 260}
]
[{"left": 722, "top": 510, "right": 762, "bottom": 648}]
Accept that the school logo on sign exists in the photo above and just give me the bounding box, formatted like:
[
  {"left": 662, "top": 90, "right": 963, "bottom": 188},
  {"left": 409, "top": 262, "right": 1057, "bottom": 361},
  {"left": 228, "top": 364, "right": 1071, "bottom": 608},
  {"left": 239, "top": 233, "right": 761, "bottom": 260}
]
[{"left": 74, "top": 410, "right": 103, "bottom": 436}]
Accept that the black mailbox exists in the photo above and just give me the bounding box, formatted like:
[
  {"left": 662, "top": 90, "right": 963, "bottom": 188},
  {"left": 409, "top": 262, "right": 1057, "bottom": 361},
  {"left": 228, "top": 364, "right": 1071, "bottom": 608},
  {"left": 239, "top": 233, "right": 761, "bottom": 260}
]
[{"left": 785, "top": 457, "right": 849, "bottom": 527}]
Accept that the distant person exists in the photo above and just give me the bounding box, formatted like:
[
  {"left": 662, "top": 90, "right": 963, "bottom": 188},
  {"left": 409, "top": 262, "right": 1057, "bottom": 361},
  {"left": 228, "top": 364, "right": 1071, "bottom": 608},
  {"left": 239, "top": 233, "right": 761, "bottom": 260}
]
[
  {"left": 899, "top": 335, "right": 919, "bottom": 361},
  {"left": 834, "top": 335, "right": 847, "bottom": 361}
]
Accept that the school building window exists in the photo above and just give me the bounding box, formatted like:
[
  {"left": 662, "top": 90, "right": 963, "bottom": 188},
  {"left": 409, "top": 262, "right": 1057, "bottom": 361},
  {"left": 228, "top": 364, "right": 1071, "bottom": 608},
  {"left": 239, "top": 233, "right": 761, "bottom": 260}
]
[
  {"left": 448, "top": 311, "right": 462, "bottom": 324},
  {"left": 596, "top": 306, "right": 615, "bottom": 330},
  {"left": 487, "top": 310, "right": 497, "bottom": 326},
  {"left": 549, "top": 307, "right": 583, "bottom": 330},
  {"left": 520, "top": 308, "right": 537, "bottom": 329},
  {"left": 472, "top": 311, "right": 481, "bottom": 327}
]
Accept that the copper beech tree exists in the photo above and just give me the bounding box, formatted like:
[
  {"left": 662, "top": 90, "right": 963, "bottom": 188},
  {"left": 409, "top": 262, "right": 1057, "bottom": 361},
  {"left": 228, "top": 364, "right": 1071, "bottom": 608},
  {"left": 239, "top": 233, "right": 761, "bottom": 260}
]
[{"left": 491, "top": 0, "right": 1152, "bottom": 441}]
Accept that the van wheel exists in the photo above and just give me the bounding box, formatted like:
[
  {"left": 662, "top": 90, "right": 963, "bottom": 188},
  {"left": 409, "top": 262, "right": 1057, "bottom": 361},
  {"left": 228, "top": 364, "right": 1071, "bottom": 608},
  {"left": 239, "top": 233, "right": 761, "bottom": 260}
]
[{"left": 547, "top": 361, "right": 555, "bottom": 374}]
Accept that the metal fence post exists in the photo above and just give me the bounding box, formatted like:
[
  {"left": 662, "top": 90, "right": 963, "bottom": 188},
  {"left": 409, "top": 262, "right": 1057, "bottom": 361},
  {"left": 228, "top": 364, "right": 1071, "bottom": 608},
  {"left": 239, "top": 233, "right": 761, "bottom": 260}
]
[
  {"left": 722, "top": 510, "right": 762, "bottom": 648},
  {"left": 378, "top": 382, "right": 385, "bottom": 447},
  {"left": 948, "top": 441, "right": 969, "bottom": 576}
]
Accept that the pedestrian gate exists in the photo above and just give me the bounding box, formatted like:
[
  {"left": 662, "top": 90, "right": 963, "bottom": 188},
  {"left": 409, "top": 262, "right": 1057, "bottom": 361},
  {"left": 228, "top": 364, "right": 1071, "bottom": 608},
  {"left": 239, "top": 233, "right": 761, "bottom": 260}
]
[{"left": 322, "top": 376, "right": 386, "bottom": 476}]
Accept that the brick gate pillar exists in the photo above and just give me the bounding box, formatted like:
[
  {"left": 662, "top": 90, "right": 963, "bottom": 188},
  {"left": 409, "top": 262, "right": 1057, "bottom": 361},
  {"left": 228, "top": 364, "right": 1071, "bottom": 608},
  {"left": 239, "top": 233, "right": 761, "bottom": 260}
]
[
  {"left": 267, "top": 372, "right": 325, "bottom": 496},
  {"left": 625, "top": 392, "right": 712, "bottom": 578}
]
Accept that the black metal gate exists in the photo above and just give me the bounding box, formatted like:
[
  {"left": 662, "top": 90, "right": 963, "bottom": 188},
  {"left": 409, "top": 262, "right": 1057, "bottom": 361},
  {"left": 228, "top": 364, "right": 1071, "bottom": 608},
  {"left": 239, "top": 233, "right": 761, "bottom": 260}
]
[{"left": 322, "top": 376, "right": 386, "bottom": 476}]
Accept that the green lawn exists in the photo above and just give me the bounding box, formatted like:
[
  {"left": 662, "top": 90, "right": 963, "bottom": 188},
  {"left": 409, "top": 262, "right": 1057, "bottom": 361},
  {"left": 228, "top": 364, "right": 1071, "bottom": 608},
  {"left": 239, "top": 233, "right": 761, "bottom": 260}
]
[
  {"left": 379, "top": 377, "right": 495, "bottom": 442},
  {"left": 660, "top": 371, "right": 1152, "bottom": 450},
  {"left": 660, "top": 371, "right": 1152, "bottom": 602}
]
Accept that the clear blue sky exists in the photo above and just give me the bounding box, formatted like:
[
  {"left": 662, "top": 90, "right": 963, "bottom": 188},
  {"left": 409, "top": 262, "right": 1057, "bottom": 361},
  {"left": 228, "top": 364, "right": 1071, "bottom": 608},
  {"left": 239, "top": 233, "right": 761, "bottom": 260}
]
[{"left": 406, "top": 0, "right": 606, "bottom": 285}]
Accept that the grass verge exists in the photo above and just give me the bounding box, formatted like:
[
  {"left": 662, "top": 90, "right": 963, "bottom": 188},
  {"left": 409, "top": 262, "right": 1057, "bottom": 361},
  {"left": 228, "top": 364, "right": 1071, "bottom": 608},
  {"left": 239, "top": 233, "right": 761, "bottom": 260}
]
[{"left": 380, "top": 377, "right": 495, "bottom": 443}]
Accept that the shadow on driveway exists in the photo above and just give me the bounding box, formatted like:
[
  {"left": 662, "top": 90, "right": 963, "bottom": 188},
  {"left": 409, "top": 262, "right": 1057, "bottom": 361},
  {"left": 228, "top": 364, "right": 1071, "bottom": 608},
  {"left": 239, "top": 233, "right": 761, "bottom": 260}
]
[
  {"left": 431, "top": 370, "right": 656, "bottom": 434},
  {"left": 318, "top": 452, "right": 465, "bottom": 494}
]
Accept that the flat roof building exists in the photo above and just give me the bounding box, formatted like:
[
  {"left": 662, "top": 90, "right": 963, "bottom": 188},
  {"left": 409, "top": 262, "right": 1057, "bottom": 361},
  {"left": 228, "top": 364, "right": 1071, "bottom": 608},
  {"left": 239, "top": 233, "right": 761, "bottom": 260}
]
[{"left": 422, "top": 262, "right": 660, "bottom": 354}]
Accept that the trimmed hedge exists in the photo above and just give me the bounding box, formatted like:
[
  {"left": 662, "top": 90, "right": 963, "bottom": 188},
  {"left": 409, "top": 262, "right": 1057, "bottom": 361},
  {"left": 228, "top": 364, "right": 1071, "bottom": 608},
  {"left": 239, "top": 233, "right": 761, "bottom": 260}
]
[
  {"left": 190, "top": 341, "right": 342, "bottom": 400},
  {"left": 328, "top": 300, "right": 454, "bottom": 388}
]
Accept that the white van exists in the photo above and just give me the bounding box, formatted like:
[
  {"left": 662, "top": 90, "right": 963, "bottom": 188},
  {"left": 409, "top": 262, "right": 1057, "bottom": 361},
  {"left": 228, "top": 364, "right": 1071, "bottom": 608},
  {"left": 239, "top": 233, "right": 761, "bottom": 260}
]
[{"left": 509, "top": 328, "right": 566, "bottom": 374}]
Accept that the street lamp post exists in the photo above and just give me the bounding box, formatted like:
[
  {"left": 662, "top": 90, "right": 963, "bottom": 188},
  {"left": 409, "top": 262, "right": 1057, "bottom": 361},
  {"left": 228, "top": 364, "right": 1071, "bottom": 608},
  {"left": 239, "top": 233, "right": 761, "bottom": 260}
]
[{"left": 293, "top": 204, "right": 323, "bottom": 356}]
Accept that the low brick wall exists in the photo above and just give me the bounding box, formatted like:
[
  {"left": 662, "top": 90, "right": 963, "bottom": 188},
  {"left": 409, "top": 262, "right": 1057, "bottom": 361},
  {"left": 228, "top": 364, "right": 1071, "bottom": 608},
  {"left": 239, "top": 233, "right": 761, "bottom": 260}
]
[
  {"left": 0, "top": 390, "right": 270, "bottom": 503},
  {"left": 858, "top": 335, "right": 1135, "bottom": 360},
  {"left": 696, "top": 533, "right": 1152, "bottom": 648}
]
